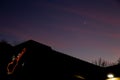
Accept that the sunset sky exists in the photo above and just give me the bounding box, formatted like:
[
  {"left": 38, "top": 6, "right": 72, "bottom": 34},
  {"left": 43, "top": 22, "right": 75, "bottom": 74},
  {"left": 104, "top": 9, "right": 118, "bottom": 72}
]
[{"left": 1, "top": 0, "right": 120, "bottom": 63}]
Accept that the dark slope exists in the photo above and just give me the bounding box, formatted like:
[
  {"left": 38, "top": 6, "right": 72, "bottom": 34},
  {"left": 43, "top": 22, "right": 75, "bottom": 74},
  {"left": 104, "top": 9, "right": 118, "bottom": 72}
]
[
  {"left": 1, "top": 40, "right": 120, "bottom": 80},
  {"left": 6, "top": 40, "right": 104, "bottom": 80}
]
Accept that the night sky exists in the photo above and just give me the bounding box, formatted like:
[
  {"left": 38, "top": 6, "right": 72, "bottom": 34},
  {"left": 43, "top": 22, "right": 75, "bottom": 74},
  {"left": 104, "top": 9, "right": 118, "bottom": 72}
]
[{"left": 1, "top": 0, "right": 120, "bottom": 63}]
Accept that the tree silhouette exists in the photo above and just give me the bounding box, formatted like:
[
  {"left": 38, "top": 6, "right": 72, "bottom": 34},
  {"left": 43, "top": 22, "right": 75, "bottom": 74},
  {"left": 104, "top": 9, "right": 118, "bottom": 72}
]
[
  {"left": 116, "top": 57, "right": 120, "bottom": 64},
  {"left": 92, "top": 58, "right": 116, "bottom": 67},
  {"left": 92, "top": 58, "right": 108, "bottom": 67}
]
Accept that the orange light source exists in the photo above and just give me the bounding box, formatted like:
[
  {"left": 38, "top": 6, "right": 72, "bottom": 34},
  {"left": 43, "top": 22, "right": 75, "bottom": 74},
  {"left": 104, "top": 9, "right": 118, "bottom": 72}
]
[{"left": 7, "top": 48, "right": 26, "bottom": 75}]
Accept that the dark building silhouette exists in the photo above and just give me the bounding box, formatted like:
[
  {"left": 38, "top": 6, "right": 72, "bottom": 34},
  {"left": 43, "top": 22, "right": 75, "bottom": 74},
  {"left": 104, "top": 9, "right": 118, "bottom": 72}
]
[
  {"left": 0, "top": 41, "right": 14, "bottom": 79},
  {"left": 0, "top": 40, "right": 120, "bottom": 80}
]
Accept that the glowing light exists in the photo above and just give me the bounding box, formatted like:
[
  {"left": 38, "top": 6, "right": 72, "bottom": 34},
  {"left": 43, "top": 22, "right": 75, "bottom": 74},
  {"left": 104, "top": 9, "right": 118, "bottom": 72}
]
[
  {"left": 22, "top": 62, "right": 24, "bottom": 66},
  {"left": 107, "top": 73, "right": 114, "bottom": 78},
  {"left": 106, "top": 77, "right": 120, "bottom": 80},
  {"left": 12, "top": 55, "right": 15, "bottom": 60},
  {"left": 74, "top": 75, "right": 85, "bottom": 79},
  {"left": 7, "top": 48, "right": 26, "bottom": 75}
]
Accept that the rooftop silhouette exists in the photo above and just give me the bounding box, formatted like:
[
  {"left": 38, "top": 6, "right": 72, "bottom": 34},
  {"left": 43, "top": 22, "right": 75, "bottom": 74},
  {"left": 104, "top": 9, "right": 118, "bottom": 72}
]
[{"left": 0, "top": 40, "right": 120, "bottom": 80}]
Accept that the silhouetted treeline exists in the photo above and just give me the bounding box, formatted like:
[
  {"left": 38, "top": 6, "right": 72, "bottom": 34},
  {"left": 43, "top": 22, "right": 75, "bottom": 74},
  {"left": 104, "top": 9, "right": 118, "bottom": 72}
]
[{"left": 92, "top": 58, "right": 119, "bottom": 67}]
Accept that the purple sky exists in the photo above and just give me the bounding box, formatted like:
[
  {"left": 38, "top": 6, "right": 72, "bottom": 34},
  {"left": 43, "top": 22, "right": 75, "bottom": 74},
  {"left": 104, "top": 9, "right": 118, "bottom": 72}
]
[{"left": 1, "top": 0, "right": 120, "bottom": 63}]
